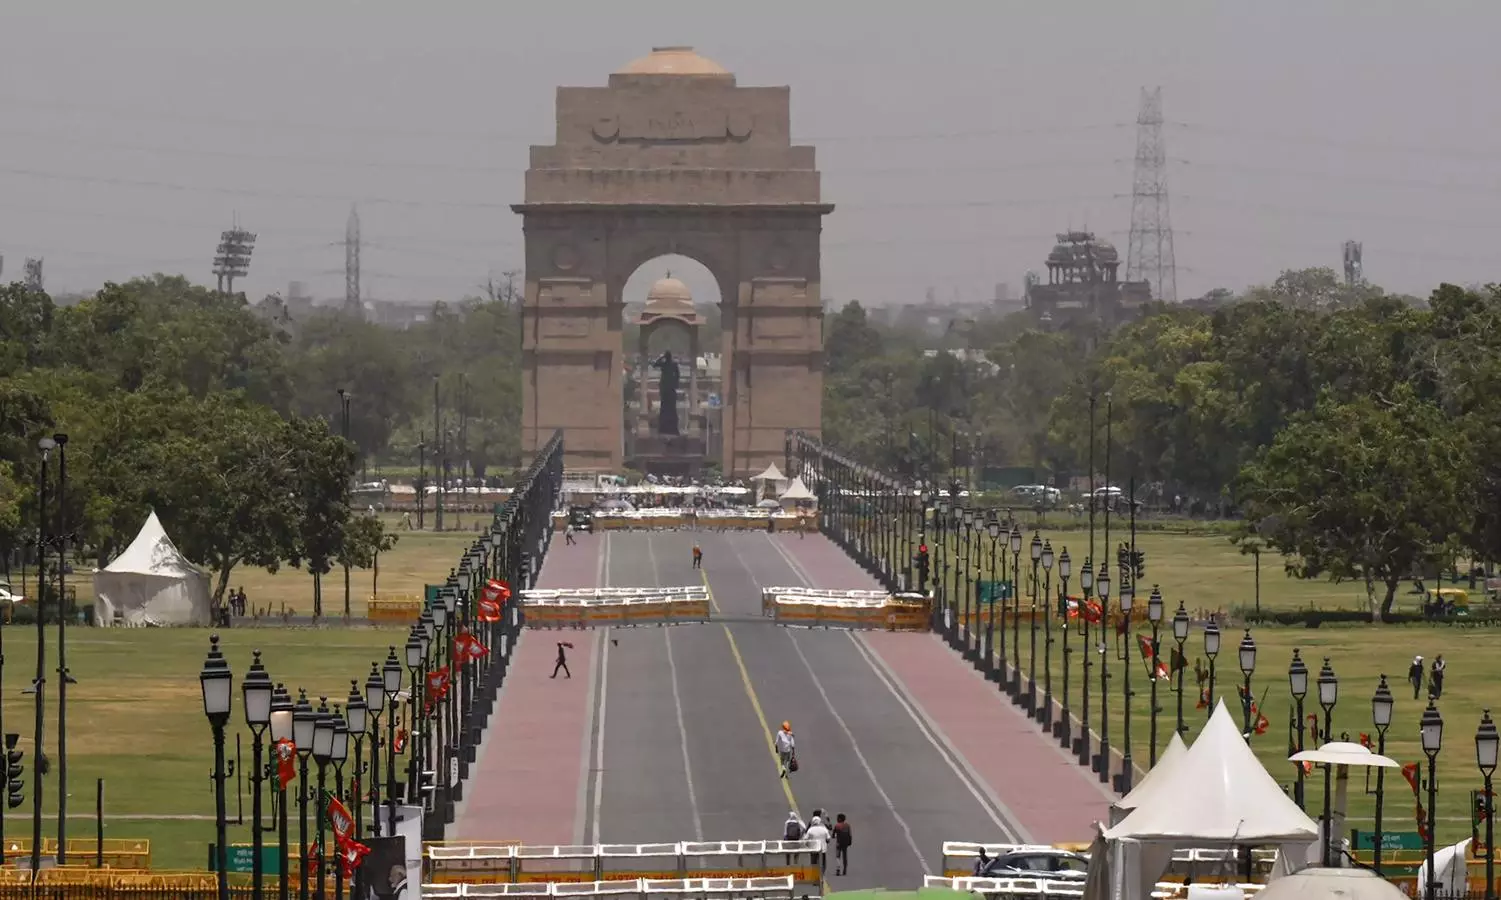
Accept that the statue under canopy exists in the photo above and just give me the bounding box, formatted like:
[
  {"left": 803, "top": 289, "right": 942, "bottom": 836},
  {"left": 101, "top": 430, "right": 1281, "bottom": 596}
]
[{"left": 653, "top": 350, "right": 681, "bottom": 436}]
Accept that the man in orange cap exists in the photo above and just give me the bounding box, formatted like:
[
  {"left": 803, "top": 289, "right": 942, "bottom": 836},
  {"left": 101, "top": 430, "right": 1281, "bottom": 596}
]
[{"left": 774, "top": 721, "right": 796, "bottom": 778}]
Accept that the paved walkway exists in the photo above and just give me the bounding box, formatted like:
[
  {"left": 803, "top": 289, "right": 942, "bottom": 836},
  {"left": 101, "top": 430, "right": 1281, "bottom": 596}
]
[
  {"left": 452, "top": 536, "right": 602, "bottom": 844},
  {"left": 773, "top": 534, "right": 1115, "bottom": 843}
]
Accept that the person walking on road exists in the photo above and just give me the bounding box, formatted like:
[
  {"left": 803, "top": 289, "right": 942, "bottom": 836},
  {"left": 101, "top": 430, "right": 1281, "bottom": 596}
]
[
  {"left": 1408, "top": 655, "right": 1424, "bottom": 700},
  {"left": 564, "top": 522, "right": 577, "bottom": 545},
  {"left": 831, "top": 813, "right": 852, "bottom": 876},
  {"left": 804, "top": 814, "right": 831, "bottom": 872},
  {"left": 774, "top": 721, "right": 796, "bottom": 778},
  {"left": 781, "top": 810, "right": 805, "bottom": 864},
  {"left": 551, "top": 641, "right": 573, "bottom": 679},
  {"left": 1430, "top": 654, "right": 1446, "bottom": 698},
  {"left": 692, "top": 542, "right": 703, "bottom": 569}
]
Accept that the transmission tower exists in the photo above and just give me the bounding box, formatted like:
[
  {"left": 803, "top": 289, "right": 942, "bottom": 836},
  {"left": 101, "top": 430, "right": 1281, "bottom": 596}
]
[
  {"left": 1125, "top": 86, "right": 1177, "bottom": 303},
  {"left": 345, "top": 205, "right": 362, "bottom": 315},
  {"left": 212, "top": 223, "right": 256, "bottom": 296},
  {"left": 1343, "top": 240, "right": 1364, "bottom": 286},
  {"left": 23, "top": 258, "right": 44, "bottom": 291}
]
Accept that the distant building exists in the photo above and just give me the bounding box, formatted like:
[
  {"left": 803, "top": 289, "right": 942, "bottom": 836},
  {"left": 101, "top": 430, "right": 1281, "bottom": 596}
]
[{"left": 1025, "top": 231, "right": 1151, "bottom": 329}]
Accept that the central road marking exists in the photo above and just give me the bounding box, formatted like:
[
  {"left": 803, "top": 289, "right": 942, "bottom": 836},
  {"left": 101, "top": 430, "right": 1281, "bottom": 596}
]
[
  {"left": 648, "top": 534, "right": 705, "bottom": 842},
  {"left": 698, "top": 566, "right": 800, "bottom": 814}
]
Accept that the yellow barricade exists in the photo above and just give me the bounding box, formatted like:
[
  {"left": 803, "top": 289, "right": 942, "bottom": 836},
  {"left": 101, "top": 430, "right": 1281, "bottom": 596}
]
[
  {"left": 369, "top": 596, "right": 423, "bottom": 624},
  {"left": 429, "top": 841, "right": 821, "bottom": 889}
]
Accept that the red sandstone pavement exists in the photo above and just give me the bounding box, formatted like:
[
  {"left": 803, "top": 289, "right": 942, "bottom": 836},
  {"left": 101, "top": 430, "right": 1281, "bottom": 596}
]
[
  {"left": 452, "top": 536, "right": 601, "bottom": 844},
  {"left": 772, "top": 533, "right": 1115, "bottom": 843}
]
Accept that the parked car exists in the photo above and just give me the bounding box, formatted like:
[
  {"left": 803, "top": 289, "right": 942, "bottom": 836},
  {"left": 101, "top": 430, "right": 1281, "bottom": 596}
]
[
  {"left": 0, "top": 581, "right": 25, "bottom": 620},
  {"left": 977, "top": 849, "right": 1090, "bottom": 880}
]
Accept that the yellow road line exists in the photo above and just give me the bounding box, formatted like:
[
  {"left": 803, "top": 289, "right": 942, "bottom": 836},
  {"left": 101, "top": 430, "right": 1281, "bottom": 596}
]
[{"left": 699, "top": 568, "right": 800, "bottom": 813}]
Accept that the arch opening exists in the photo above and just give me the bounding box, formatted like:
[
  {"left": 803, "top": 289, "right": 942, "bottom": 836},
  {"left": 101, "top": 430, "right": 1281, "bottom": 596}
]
[{"left": 622, "top": 255, "right": 724, "bottom": 479}]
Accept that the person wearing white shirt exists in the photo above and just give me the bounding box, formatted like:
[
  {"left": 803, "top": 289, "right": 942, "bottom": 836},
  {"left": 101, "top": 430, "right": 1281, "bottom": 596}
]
[
  {"left": 774, "top": 721, "right": 796, "bottom": 778},
  {"left": 804, "top": 816, "right": 831, "bottom": 872}
]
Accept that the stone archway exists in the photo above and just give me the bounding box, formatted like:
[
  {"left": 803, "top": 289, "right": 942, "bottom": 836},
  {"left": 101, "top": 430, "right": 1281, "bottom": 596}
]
[{"left": 516, "top": 46, "right": 832, "bottom": 477}]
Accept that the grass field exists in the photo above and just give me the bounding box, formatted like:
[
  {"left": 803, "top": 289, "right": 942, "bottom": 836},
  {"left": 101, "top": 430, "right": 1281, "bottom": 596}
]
[
  {"left": 0, "top": 514, "right": 475, "bottom": 871},
  {"left": 926, "top": 526, "right": 1499, "bottom": 838}
]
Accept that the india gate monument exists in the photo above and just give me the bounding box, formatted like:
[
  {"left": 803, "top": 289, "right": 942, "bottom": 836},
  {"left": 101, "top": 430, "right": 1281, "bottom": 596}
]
[{"left": 516, "top": 46, "right": 830, "bottom": 477}]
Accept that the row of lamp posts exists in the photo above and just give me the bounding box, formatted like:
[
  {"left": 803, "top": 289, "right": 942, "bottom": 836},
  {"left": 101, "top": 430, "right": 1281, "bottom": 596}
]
[{"left": 198, "top": 431, "right": 563, "bottom": 900}]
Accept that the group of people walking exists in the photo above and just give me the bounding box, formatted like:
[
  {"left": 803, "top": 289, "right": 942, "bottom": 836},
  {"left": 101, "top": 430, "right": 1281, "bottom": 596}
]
[{"left": 782, "top": 808, "right": 853, "bottom": 876}]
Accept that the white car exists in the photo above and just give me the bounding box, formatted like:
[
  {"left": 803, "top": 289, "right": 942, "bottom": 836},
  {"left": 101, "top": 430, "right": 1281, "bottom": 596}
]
[{"left": 0, "top": 581, "right": 25, "bottom": 607}]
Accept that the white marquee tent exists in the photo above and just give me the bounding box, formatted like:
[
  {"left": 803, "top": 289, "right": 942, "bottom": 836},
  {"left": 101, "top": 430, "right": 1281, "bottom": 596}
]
[
  {"left": 1110, "top": 732, "right": 1188, "bottom": 825},
  {"left": 93, "top": 511, "right": 212, "bottom": 627},
  {"left": 1093, "top": 701, "right": 1319, "bottom": 900},
  {"left": 778, "top": 477, "right": 815, "bottom": 503},
  {"left": 750, "top": 463, "right": 785, "bottom": 483}
]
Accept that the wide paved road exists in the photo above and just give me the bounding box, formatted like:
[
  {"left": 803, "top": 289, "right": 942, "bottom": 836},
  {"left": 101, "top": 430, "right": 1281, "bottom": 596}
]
[
  {"left": 584, "top": 530, "right": 1023, "bottom": 888},
  {"left": 455, "top": 530, "right": 1113, "bottom": 891}
]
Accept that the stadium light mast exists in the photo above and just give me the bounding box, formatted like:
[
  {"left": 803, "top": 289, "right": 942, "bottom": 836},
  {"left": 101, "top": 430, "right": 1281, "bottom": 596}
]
[{"left": 212, "top": 222, "right": 257, "bottom": 296}]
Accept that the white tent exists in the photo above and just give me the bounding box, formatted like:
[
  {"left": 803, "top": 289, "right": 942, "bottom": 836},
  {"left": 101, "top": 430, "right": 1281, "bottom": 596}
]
[
  {"left": 1110, "top": 732, "right": 1189, "bottom": 824},
  {"left": 778, "top": 477, "right": 815, "bottom": 503},
  {"left": 93, "top": 511, "right": 212, "bottom": 627},
  {"left": 1100, "top": 701, "right": 1319, "bottom": 899},
  {"left": 750, "top": 463, "right": 785, "bottom": 483}
]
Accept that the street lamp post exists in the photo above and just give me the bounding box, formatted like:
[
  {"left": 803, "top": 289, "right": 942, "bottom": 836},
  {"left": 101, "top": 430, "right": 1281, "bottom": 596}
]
[
  {"left": 1317, "top": 658, "right": 1339, "bottom": 868},
  {"left": 270, "top": 685, "right": 294, "bottom": 900},
  {"left": 1172, "top": 602, "right": 1189, "bottom": 737},
  {"left": 1026, "top": 532, "right": 1042, "bottom": 713},
  {"left": 1420, "top": 700, "right": 1443, "bottom": 898},
  {"left": 31, "top": 436, "right": 54, "bottom": 876},
  {"left": 404, "top": 629, "right": 425, "bottom": 807},
  {"left": 1289, "top": 650, "right": 1309, "bottom": 809},
  {"left": 345, "top": 682, "right": 368, "bottom": 844},
  {"left": 1146, "top": 587, "right": 1164, "bottom": 767},
  {"left": 330, "top": 712, "right": 349, "bottom": 900},
  {"left": 382, "top": 648, "right": 403, "bottom": 836},
  {"left": 292, "top": 690, "right": 317, "bottom": 900},
  {"left": 1095, "top": 563, "right": 1112, "bottom": 781},
  {"left": 53, "top": 432, "right": 72, "bottom": 865},
  {"left": 1238, "top": 631, "right": 1257, "bottom": 740},
  {"left": 200, "top": 635, "right": 234, "bottom": 900},
  {"left": 1077, "top": 561, "right": 1095, "bottom": 766},
  {"left": 243, "top": 652, "right": 275, "bottom": 900},
  {"left": 1204, "top": 617, "right": 1221, "bottom": 713},
  {"left": 1009, "top": 526, "right": 1022, "bottom": 696},
  {"left": 312, "top": 699, "right": 334, "bottom": 900},
  {"left": 430, "top": 598, "right": 450, "bottom": 821},
  {"left": 1056, "top": 549, "right": 1073, "bottom": 746},
  {"left": 364, "top": 664, "right": 385, "bottom": 835},
  {"left": 1039, "top": 540, "right": 1055, "bottom": 728},
  {"left": 1118, "top": 577, "right": 1135, "bottom": 792},
  {"left": 962, "top": 508, "right": 976, "bottom": 660},
  {"left": 1477, "top": 710, "right": 1498, "bottom": 900},
  {"left": 985, "top": 520, "right": 1001, "bottom": 679},
  {"left": 1371, "top": 675, "right": 1394, "bottom": 876}
]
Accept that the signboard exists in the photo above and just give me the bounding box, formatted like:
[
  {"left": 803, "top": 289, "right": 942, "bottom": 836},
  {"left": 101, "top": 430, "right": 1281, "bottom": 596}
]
[
  {"left": 1351, "top": 830, "right": 1425, "bottom": 851},
  {"left": 976, "top": 581, "right": 1012, "bottom": 605},
  {"left": 209, "top": 844, "right": 284, "bottom": 875}
]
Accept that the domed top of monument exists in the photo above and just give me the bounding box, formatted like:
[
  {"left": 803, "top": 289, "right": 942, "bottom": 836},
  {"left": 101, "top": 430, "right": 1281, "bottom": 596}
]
[
  {"left": 637, "top": 273, "right": 702, "bottom": 325},
  {"left": 616, "top": 46, "right": 730, "bottom": 77}
]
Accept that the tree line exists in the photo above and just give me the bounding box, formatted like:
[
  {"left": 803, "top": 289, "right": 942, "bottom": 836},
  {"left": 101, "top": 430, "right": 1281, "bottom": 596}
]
[
  {"left": 821, "top": 267, "right": 1501, "bottom": 620},
  {"left": 0, "top": 273, "right": 521, "bottom": 611}
]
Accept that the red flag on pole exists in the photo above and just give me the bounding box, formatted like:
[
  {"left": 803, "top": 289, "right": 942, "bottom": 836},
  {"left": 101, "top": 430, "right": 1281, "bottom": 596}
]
[{"left": 274, "top": 738, "right": 297, "bottom": 790}]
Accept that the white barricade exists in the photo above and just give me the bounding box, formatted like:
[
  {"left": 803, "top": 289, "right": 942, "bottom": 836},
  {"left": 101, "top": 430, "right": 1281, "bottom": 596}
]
[
  {"left": 429, "top": 842, "right": 821, "bottom": 888},
  {"left": 422, "top": 877, "right": 798, "bottom": 899},
  {"left": 520, "top": 589, "right": 712, "bottom": 630}
]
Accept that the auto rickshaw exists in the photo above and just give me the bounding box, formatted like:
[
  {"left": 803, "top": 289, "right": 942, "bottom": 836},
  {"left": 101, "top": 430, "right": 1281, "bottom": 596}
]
[{"left": 1424, "top": 586, "right": 1469, "bottom": 616}]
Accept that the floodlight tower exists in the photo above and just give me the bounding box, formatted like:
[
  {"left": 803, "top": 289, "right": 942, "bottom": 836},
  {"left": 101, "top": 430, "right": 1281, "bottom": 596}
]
[
  {"left": 1343, "top": 241, "right": 1364, "bottom": 286},
  {"left": 23, "top": 258, "right": 43, "bottom": 291},
  {"left": 212, "top": 224, "right": 256, "bottom": 296}
]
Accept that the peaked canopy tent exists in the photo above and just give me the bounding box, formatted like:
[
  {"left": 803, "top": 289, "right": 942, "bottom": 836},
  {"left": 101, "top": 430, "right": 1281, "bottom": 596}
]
[
  {"left": 778, "top": 476, "right": 816, "bottom": 503},
  {"left": 750, "top": 463, "right": 786, "bottom": 483},
  {"left": 1096, "top": 702, "right": 1319, "bottom": 899},
  {"left": 1110, "top": 732, "right": 1189, "bottom": 825},
  {"left": 93, "top": 511, "right": 212, "bottom": 627}
]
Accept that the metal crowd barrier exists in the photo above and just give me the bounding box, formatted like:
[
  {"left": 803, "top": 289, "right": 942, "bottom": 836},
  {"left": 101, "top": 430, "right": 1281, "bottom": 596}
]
[
  {"left": 758, "top": 588, "right": 889, "bottom": 617},
  {"left": 519, "top": 589, "right": 712, "bottom": 629},
  {"left": 940, "top": 841, "right": 1279, "bottom": 882},
  {"left": 423, "top": 876, "right": 800, "bottom": 899},
  {"left": 426, "top": 841, "right": 822, "bottom": 889},
  {"left": 925, "top": 876, "right": 1264, "bottom": 899},
  {"left": 758, "top": 589, "right": 929, "bottom": 631}
]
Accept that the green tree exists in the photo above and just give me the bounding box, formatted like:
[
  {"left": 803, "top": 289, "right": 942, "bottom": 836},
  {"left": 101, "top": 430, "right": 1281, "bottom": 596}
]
[{"left": 1234, "top": 389, "right": 1470, "bottom": 621}]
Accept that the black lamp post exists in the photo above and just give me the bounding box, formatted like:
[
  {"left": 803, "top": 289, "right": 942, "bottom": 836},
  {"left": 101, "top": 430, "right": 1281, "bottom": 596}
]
[
  {"left": 986, "top": 520, "right": 1002, "bottom": 680},
  {"left": 292, "top": 690, "right": 316, "bottom": 900},
  {"left": 243, "top": 652, "right": 274, "bottom": 900},
  {"left": 1118, "top": 576, "right": 1135, "bottom": 792},
  {"left": 1095, "top": 563, "right": 1112, "bottom": 781},
  {"left": 382, "top": 648, "right": 403, "bottom": 837},
  {"left": 1008, "top": 525, "right": 1023, "bottom": 695},
  {"left": 961, "top": 508, "right": 976, "bottom": 659},
  {"left": 30, "top": 435, "right": 54, "bottom": 876},
  {"left": 404, "top": 629, "right": 425, "bottom": 807},
  {"left": 1077, "top": 560, "right": 1095, "bottom": 765},
  {"left": 270, "top": 685, "right": 294, "bottom": 900},
  {"left": 1289, "top": 650, "right": 1308, "bottom": 809},
  {"left": 430, "top": 597, "right": 450, "bottom": 819},
  {"left": 364, "top": 664, "right": 385, "bottom": 836},
  {"left": 1238, "top": 630, "right": 1257, "bottom": 740},
  {"left": 1371, "top": 675, "right": 1394, "bottom": 876},
  {"left": 312, "top": 699, "right": 334, "bottom": 900},
  {"left": 1056, "top": 549, "right": 1073, "bottom": 746},
  {"left": 53, "top": 432, "right": 72, "bottom": 866},
  {"left": 200, "top": 635, "right": 234, "bottom": 900},
  {"left": 1039, "top": 540, "right": 1055, "bottom": 728},
  {"left": 1317, "top": 658, "right": 1339, "bottom": 867},
  {"left": 330, "top": 711, "right": 349, "bottom": 900},
  {"left": 345, "top": 682, "right": 368, "bottom": 843},
  {"left": 1026, "top": 532, "right": 1042, "bottom": 713},
  {"left": 1172, "top": 602, "right": 1189, "bottom": 736},
  {"left": 1146, "top": 586, "right": 1163, "bottom": 767},
  {"left": 1478, "top": 710, "right": 1498, "bottom": 900},
  {"left": 1204, "top": 617, "right": 1221, "bottom": 713},
  {"left": 1420, "top": 699, "right": 1443, "bottom": 897}
]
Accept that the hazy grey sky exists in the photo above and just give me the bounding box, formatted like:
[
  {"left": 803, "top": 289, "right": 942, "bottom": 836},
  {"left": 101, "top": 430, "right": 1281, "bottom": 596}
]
[{"left": 4, "top": 1, "right": 1499, "bottom": 308}]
